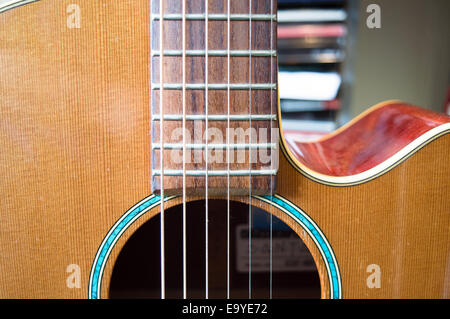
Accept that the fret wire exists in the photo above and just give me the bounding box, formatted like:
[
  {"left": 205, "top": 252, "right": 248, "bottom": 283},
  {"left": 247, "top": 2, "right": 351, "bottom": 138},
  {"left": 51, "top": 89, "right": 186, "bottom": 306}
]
[
  {"left": 152, "top": 114, "right": 277, "bottom": 121},
  {"left": 151, "top": 1, "right": 278, "bottom": 300},
  {"left": 151, "top": 1, "right": 278, "bottom": 301},
  {"left": 152, "top": 143, "right": 277, "bottom": 150},
  {"left": 151, "top": 50, "right": 276, "bottom": 57},
  {"left": 151, "top": 13, "right": 277, "bottom": 21},
  {"left": 151, "top": 83, "right": 277, "bottom": 90},
  {"left": 152, "top": 169, "right": 277, "bottom": 176}
]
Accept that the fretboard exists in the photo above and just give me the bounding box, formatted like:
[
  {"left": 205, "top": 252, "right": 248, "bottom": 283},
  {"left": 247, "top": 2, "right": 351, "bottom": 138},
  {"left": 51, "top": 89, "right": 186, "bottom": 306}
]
[{"left": 150, "top": 0, "right": 278, "bottom": 196}]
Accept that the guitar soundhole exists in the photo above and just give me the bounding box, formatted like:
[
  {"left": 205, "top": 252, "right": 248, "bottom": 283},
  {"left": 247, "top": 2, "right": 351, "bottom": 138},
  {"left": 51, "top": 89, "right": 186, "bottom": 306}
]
[{"left": 109, "top": 200, "right": 321, "bottom": 299}]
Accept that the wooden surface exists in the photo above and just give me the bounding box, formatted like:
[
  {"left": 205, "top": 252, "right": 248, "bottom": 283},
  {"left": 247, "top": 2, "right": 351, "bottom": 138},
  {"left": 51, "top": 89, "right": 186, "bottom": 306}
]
[
  {"left": 150, "top": 0, "right": 278, "bottom": 195},
  {"left": 284, "top": 101, "right": 450, "bottom": 176},
  {"left": 0, "top": 0, "right": 449, "bottom": 299},
  {"left": 0, "top": 0, "right": 151, "bottom": 298}
]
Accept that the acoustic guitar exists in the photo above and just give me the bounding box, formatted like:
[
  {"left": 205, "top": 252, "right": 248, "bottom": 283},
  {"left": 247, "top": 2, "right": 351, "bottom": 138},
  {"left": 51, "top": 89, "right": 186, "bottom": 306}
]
[{"left": 0, "top": 0, "right": 449, "bottom": 299}]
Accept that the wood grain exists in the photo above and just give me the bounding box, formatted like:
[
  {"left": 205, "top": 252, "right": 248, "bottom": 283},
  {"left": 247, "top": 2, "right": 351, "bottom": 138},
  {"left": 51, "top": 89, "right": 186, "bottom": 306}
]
[
  {"left": 0, "top": 0, "right": 448, "bottom": 299},
  {"left": 285, "top": 101, "right": 450, "bottom": 176},
  {"left": 150, "top": 0, "right": 278, "bottom": 195}
]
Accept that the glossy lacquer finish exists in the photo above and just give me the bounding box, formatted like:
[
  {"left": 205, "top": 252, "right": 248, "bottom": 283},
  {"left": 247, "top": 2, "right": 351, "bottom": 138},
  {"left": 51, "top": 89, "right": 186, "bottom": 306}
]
[
  {"left": 0, "top": 1, "right": 449, "bottom": 299},
  {"left": 284, "top": 101, "right": 450, "bottom": 177}
]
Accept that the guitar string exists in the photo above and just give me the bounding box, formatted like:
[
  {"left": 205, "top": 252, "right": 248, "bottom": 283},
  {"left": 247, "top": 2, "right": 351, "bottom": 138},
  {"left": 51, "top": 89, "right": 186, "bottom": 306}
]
[
  {"left": 205, "top": 0, "right": 209, "bottom": 300},
  {"left": 248, "top": 0, "right": 252, "bottom": 300},
  {"left": 182, "top": 0, "right": 187, "bottom": 300},
  {"left": 158, "top": 0, "right": 165, "bottom": 300},
  {"left": 269, "top": 0, "right": 274, "bottom": 300},
  {"left": 156, "top": 0, "right": 273, "bottom": 300},
  {"left": 226, "top": 0, "right": 231, "bottom": 300}
]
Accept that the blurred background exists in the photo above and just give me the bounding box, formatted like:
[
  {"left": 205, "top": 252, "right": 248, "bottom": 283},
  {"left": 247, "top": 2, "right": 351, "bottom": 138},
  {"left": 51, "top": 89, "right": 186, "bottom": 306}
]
[{"left": 278, "top": 0, "right": 450, "bottom": 140}]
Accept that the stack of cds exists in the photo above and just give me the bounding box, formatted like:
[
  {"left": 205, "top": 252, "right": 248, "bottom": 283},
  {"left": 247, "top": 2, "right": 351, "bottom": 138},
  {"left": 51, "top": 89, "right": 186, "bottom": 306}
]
[{"left": 278, "top": 0, "right": 354, "bottom": 136}]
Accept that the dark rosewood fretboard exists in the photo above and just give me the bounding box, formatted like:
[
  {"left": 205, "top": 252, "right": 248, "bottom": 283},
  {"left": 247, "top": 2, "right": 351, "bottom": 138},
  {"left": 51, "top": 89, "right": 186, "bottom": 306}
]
[{"left": 150, "top": 0, "right": 278, "bottom": 195}]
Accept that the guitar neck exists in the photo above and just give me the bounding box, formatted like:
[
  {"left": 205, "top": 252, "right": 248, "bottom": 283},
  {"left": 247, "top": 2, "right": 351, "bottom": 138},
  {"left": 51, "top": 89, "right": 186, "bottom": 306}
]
[{"left": 150, "top": 0, "right": 278, "bottom": 196}]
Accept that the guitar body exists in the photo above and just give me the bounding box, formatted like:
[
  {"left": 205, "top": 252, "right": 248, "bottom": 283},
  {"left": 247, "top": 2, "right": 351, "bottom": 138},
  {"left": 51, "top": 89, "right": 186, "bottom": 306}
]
[{"left": 0, "top": 1, "right": 449, "bottom": 299}]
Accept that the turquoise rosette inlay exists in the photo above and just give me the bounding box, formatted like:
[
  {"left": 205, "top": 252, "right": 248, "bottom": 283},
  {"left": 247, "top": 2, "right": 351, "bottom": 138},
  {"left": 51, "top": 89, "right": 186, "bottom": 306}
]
[{"left": 89, "top": 194, "right": 341, "bottom": 299}]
